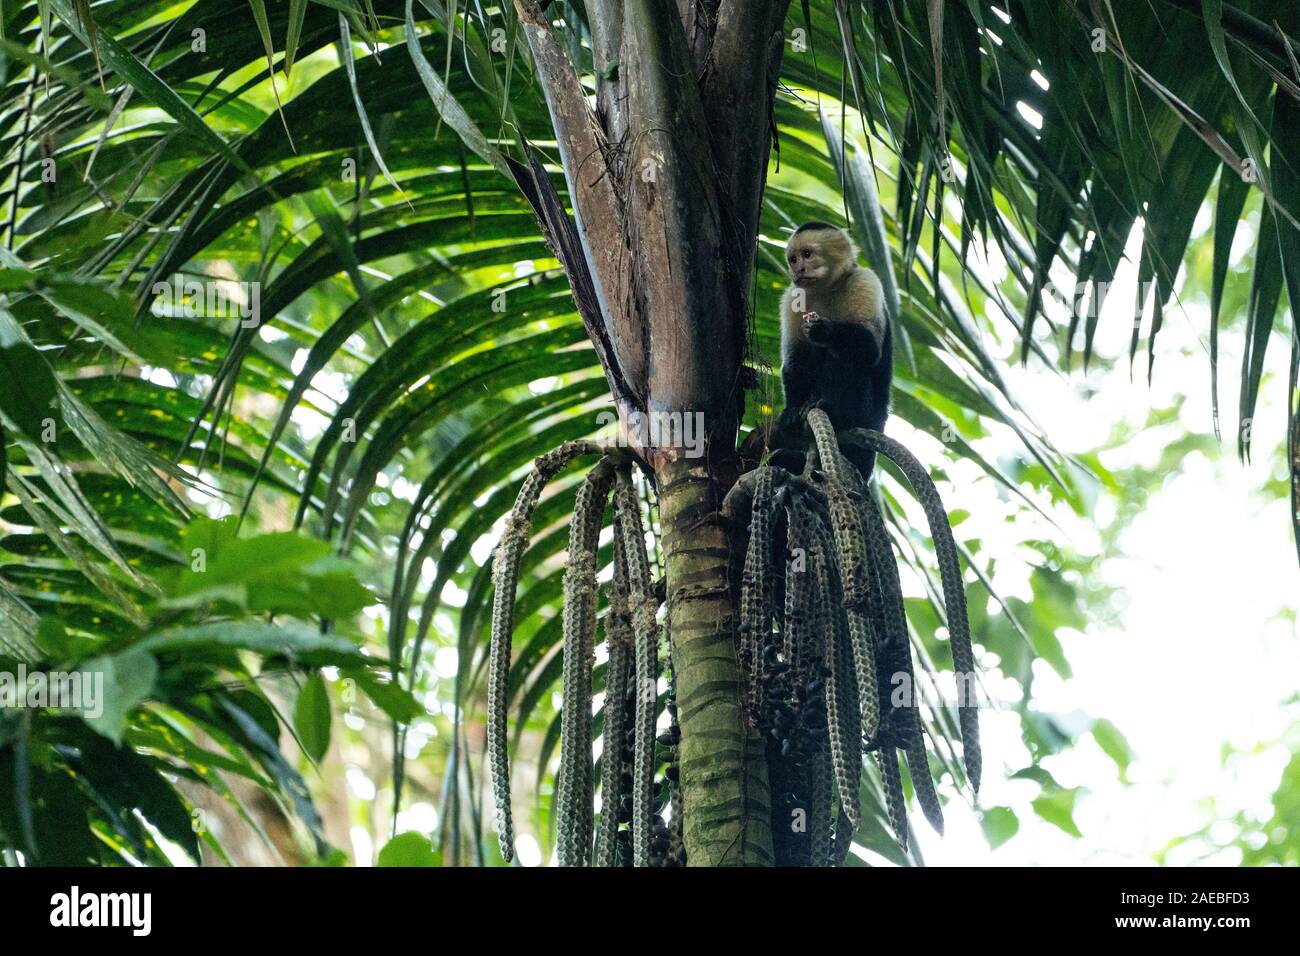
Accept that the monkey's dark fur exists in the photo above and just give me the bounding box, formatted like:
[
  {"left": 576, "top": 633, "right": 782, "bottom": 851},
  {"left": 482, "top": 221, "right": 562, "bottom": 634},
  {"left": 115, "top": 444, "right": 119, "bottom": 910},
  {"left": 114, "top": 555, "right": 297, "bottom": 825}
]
[{"left": 770, "top": 222, "right": 893, "bottom": 478}]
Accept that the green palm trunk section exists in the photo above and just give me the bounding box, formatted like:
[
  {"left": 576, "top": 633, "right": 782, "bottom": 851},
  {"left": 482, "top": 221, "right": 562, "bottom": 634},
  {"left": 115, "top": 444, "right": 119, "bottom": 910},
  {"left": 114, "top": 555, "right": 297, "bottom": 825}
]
[{"left": 657, "top": 458, "right": 774, "bottom": 866}]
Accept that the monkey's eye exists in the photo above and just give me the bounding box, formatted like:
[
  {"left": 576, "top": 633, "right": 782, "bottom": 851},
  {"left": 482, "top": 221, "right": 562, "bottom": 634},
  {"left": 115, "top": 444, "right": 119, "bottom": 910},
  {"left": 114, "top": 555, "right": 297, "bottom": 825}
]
[
  {"left": 801, "top": 249, "right": 812, "bottom": 259},
  {"left": 788, "top": 256, "right": 797, "bottom": 265}
]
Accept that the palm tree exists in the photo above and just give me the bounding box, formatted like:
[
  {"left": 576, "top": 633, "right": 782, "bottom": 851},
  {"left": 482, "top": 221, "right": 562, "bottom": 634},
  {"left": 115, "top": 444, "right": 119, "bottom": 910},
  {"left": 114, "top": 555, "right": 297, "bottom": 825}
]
[{"left": 0, "top": 0, "right": 1293, "bottom": 865}]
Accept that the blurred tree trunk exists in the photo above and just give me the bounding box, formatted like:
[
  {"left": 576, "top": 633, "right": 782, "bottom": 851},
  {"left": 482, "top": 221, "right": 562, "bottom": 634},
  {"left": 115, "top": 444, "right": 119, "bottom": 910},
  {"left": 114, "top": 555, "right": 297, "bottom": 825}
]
[{"left": 511, "top": 0, "right": 791, "bottom": 864}]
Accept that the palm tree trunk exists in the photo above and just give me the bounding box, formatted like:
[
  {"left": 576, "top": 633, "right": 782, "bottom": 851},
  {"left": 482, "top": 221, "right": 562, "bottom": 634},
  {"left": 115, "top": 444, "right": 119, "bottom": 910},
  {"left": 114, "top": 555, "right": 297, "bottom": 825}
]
[
  {"left": 658, "top": 458, "right": 774, "bottom": 865},
  {"left": 515, "top": 0, "right": 791, "bottom": 864}
]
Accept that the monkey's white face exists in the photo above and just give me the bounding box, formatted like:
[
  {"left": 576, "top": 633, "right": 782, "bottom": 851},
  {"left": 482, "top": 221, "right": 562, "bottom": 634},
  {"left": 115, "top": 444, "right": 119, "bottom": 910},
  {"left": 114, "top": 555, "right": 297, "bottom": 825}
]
[
  {"left": 786, "top": 240, "right": 830, "bottom": 287},
  {"left": 786, "top": 229, "right": 853, "bottom": 288}
]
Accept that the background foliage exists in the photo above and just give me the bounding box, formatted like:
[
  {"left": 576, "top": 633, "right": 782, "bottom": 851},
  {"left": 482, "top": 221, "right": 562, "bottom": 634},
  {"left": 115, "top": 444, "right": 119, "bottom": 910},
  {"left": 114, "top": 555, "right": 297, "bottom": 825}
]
[{"left": 0, "top": 0, "right": 1295, "bottom": 864}]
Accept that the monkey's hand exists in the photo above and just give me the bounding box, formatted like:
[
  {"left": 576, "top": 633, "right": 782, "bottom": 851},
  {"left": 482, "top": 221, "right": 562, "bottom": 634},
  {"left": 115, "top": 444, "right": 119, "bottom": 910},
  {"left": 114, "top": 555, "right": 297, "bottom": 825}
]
[{"left": 802, "top": 312, "right": 831, "bottom": 344}]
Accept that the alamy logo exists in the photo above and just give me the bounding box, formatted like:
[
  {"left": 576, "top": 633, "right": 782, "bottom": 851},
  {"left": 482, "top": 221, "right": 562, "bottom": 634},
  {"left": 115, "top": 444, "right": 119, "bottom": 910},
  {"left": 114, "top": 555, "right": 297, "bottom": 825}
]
[
  {"left": 0, "top": 665, "right": 104, "bottom": 719},
  {"left": 1039, "top": 278, "right": 1158, "bottom": 322},
  {"left": 595, "top": 409, "right": 707, "bottom": 458},
  {"left": 49, "top": 886, "right": 152, "bottom": 936},
  {"left": 150, "top": 273, "right": 260, "bottom": 328}
]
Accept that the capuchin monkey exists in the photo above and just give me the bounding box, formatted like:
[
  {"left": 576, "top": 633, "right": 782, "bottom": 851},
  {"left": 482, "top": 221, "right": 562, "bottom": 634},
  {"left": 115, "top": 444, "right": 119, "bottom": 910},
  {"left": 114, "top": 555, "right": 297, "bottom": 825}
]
[{"left": 769, "top": 222, "right": 893, "bottom": 478}]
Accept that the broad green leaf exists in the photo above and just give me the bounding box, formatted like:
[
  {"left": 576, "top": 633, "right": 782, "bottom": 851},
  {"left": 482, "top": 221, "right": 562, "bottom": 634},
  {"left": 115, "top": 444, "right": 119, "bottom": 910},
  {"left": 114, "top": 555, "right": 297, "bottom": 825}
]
[
  {"left": 0, "top": 320, "right": 59, "bottom": 441},
  {"left": 378, "top": 830, "right": 441, "bottom": 867},
  {"left": 137, "top": 622, "right": 371, "bottom": 668},
  {"left": 1031, "top": 788, "right": 1083, "bottom": 839},
  {"left": 294, "top": 672, "right": 332, "bottom": 762},
  {"left": 1092, "top": 718, "right": 1135, "bottom": 781},
  {"left": 165, "top": 528, "right": 372, "bottom": 617},
  {"left": 979, "top": 806, "right": 1020, "bottom": 850},
  {"left": 342, "top": 668, "right": 424, "bottom": 723},
  {"left": 81, "top": 648, "right": 159, "bottom": 745}
]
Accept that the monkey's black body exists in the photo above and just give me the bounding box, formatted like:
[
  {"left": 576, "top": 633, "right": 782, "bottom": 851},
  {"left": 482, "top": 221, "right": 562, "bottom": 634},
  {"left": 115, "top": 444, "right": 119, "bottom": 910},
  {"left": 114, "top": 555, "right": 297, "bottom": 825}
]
[
  {"left": 772, "top": 316, "right": 893, "bottom": 478},
  {"left": 783, "top": 317, "right": 892, "bottom": 433}
]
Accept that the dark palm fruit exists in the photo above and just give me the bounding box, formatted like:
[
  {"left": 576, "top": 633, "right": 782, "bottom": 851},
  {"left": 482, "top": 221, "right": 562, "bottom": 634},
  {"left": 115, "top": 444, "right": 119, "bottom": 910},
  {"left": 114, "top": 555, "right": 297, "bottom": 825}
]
[
  {"left": 845, "top": 611, "right": 879, "bottom": 743},
  {"left": 830, "top": 808, "right": 855, "bottom": 867},
  {"left": 832, "top": 600, "right": 863, "bottom": 830},
  {"left": 775, "top": 496, "right": 821, "bottom": 749},
  {"left": 822, "top": 457, "right": 882, "bottom": 749},
  {"left": 761, "top": 426, "right": 968, "bottom": 862},
  {"left": 852, "top": 463, "right": 922, "bottom": 852},
  {"left": 613, "top": 468, "right": 665, "bottom": 868},
  {"left": 667, "top": 716, "right": 685, "bottom": 865},
  {"left": 740, "top": 467, "right": 779, "bottom": 725},
  {"left": 487, "top": 442, "right": 611, "bottom": 864},
  {"left": 851, "top": 428, "right": 980, "bottom": 793},
  {"left": 878, "top": 746, "right": 910, "bottom": 853},
  {"left": 812, "top": 744, "right": 834, "bottom": 865},
  {"left": 806, "top": 512, "right": 860, "bottom": 834},
  {"left": 614, "top": 468, "right": 660, "bottom": 868},
  {"left": 906, "top": 735, "right": 945, "bottom": 836},
  {"left": 598, "top": 517, "right": 635, "bottom": 868},
  {"left": 805, "top": 410, "right": 869, "bottom": 607},
  {"left": 556, "top": 459, "right": 616, "bottom": 867}
]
